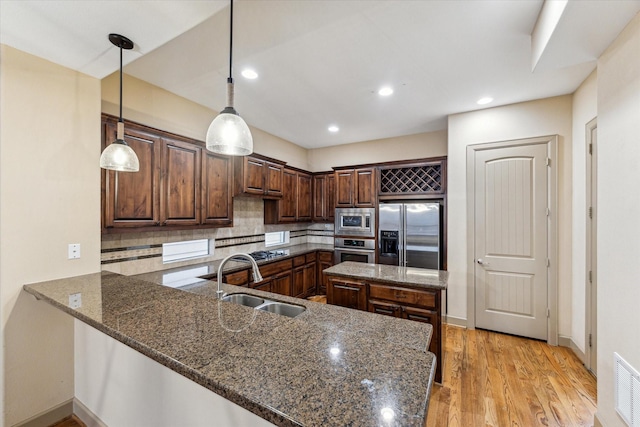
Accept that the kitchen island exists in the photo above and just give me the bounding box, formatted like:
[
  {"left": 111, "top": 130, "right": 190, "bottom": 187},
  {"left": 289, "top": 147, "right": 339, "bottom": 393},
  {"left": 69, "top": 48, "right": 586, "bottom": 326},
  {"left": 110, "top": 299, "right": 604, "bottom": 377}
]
[
  {"left": 324, "top": 262, "right": 447, "bottom": 383},
  {"left": 24, "top": 270, "right": 436, "bottom": 427}
]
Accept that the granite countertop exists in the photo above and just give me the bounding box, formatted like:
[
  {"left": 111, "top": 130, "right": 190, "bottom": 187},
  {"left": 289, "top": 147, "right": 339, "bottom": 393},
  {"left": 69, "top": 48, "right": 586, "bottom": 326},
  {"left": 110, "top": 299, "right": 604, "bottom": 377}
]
[
  {"left": 24, "top": 270, "right": 436, "bottom": 427},
  {"left": 132, "top": 243, "right": 335, "bottom": 288},
  {"left": 323, "top": 261, "right": 448, "bottom": 290}
]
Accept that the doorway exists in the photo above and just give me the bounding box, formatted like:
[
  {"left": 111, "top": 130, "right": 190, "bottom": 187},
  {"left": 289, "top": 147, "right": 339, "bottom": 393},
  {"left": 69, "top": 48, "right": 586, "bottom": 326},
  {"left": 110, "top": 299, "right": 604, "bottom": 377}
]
[
  {"left": 466, "top": 136, "right": 558, "bottom": 344},
  {"left": 585, "top": 118, "right": 597, "bottom": 375}
]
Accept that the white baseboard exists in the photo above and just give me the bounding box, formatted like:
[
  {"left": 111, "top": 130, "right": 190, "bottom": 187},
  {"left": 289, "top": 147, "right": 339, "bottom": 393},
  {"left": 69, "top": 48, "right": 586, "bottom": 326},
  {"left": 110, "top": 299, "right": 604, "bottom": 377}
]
[
  {"left": 11, "top": 397, "right": 107, "bottom": 427},
  {"left": 445, "top": 315, "right": 467, "bottom": 328},
  {"left": 74, "top": 398, "right": 108, "bottom": 427},
  {"left": 594, "top": 413, "right": 604, "bottom": 427},
  {"left": 13, "top": 399, "right": 73, "bottom": 427},
  {"left": 558, "top": 335, "right": 586, "bottom": 364}
]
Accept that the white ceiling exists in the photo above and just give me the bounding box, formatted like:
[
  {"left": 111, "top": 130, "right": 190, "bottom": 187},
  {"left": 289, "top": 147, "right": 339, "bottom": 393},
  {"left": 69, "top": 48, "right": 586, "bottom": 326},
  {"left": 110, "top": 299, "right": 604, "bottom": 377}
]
[{"left": 2, "top": 1, "right": 639, "bottom": 149}]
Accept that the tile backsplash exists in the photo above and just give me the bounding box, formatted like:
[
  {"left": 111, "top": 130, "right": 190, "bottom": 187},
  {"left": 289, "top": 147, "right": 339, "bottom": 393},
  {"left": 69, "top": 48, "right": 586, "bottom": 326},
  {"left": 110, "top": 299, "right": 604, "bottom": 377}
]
[{"left": 101, "top": 197, "right": 335, "bottom": 275}]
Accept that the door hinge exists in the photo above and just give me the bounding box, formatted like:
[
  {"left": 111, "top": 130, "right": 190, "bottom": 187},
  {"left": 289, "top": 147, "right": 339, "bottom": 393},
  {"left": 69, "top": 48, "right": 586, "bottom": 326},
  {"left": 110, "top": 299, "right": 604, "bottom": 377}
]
[
  {"left": 589, "top": 333, "right": 592, "bottom": 347},
  {"left": 547, "top": 308, "right": 550, "bottom": 318},
  {"left": 546, "top": 208, "right": 550, "bottom": 217},
  {"left": 588, "top": 207, "right": 593, "bottom": 219},
  {"left": 589, "top": 143, "right": 593, "bottom": 155},
  {"left": 589, "top": 270, "right": 592, "bottom": 283},
  {"left": 547, "top": 259, "right": 551, "bottom": 268},
  {"left": 546, "top": 157, "right": 551, "bottom": 166}
]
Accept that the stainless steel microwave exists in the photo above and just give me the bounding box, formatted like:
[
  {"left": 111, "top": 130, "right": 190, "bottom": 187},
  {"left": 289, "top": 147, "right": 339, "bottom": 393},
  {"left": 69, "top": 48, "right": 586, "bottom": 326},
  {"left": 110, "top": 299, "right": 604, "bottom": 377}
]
[{"left": 334, "top": 208, "right": 376, "bottom": 237}]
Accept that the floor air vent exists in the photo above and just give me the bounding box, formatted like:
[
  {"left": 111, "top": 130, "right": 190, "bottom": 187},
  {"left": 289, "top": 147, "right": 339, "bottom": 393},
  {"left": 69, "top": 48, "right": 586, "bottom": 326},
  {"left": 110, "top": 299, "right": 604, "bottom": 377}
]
[{"left": 615, "top": 352, "right": 640, "bottom": 426}]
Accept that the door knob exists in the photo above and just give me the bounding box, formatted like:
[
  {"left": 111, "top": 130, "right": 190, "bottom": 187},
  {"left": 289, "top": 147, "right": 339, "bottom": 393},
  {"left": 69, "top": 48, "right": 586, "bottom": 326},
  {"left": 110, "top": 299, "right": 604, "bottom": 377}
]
[{"left": 477, "top": 258, "right": 489, "bottom": 266}]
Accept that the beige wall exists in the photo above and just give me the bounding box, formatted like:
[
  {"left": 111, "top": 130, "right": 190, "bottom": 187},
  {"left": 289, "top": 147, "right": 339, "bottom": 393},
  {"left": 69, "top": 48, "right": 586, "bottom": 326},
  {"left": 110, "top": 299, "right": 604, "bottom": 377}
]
[
  {"left": 595, "top": 12, "right": 640, "bottom": 427},
  {"left": 447, "top": 95, "right": 574, "bottom": 336},
  {"left": 571, "top": 70, "right": 598, "bottom": 355},
  {"left": 0, "top": 45, "right": 102, "bottom": 425},
  {"left": 307, "top": 130, "right": 447, "bottom": 172},
  {"left": 101, "top": 73, "right": 309, "bottom": 170}
]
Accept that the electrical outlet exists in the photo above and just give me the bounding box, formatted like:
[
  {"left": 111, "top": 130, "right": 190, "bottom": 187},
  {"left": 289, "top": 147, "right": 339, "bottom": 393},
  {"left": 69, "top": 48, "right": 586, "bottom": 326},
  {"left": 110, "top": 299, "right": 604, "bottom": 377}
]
[
  {"left": 68, "top": 243, "right": 81, "bottom": 259},
  {"left": 69, "top": 293, "right": 82, "bottom": 309}
]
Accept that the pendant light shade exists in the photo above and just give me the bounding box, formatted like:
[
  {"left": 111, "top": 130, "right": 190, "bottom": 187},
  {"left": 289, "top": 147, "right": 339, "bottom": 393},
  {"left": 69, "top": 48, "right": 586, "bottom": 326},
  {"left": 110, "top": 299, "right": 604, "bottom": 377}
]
[
  {"left": 206, "top": 0, "right": 253, "bottom": 156},
  {"left": 100, "top": 33, "right": 139, "bottom": 172}
]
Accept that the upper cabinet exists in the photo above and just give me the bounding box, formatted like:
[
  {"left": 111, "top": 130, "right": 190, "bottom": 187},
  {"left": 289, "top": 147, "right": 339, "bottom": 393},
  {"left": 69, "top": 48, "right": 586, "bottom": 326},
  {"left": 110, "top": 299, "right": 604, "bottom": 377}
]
[
  {"left": 161, "top": 137, "right": 201, "bottom": 226},
  {"left": 296, "top": 172, "right": 312, "bottom": 222},
  {"left": 233, "top": 155, "right": 284, "bottom": 199},
  {"left": 335, "top": 167, "right": 376, "bottom": 208},
  {"left": 101, "top": 115, "right": 233, "bottom": 233},
  {"left": 201, "top": 151, "right": 233, "bottom": 227},
  {"left": 102, "top": 119, "right": 162, "bottom": 229},
  {"left": 264, "top": 168, "right": 312, "bottom": 224},
  {"left": 312, "top": 172, "right": 335, "bottom": 222}
]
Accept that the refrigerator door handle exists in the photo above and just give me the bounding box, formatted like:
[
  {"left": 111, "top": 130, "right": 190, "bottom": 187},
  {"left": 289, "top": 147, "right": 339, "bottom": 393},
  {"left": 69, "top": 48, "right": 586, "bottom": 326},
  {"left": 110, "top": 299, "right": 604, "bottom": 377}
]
[{"left": 401, "top": 205, "right": 407, "bottom": 266}]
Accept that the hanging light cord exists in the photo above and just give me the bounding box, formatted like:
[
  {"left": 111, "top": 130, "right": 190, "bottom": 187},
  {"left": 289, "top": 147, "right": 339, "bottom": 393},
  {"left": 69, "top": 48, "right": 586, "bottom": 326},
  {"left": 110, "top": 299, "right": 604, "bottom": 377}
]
[
  {"left": 119, "top": 45, "right": 123, "bottom": 123},
  {"left": 226, "top": 0, "right": 235, "bottom": 108}
]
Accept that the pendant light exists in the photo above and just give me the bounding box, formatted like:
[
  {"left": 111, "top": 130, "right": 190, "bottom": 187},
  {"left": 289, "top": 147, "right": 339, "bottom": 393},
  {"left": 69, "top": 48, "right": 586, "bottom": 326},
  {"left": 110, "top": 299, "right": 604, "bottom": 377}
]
[
  {"left": 100, "top": 34, "right": 140, "bottom": 172},
  {"left": 206, "top": 0, "right": 253, "bottom": 156}
]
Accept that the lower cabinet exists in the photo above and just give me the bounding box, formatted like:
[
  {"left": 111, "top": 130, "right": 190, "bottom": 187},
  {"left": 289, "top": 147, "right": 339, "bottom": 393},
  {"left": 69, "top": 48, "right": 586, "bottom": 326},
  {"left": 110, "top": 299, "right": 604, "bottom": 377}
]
[
  {"left": 327, "top": 278, "right": 444, "bottom": 384},
  {"left": 271, "top": 271, "right": 292, "bottom": 296},
  {"left": 326, "top": 279, "right": 367, "bottom": 311},
  {"left": 223, "top": 252, "right": 325, "bottom": 299},
  {"left": 221, "top": 269, "right": 250, "bottom": 287},
  {"left": 317, "top": 251, "right": 334, "bottom": 295},
  {"left": 292, "top": 254, "right": 317, "bottom": 298}
]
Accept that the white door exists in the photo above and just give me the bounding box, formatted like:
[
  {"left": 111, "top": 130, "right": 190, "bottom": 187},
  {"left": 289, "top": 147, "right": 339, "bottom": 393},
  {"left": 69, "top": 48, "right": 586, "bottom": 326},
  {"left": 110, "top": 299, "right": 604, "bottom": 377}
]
[{"left": 473, "top": 141, "right": 550, "bottom": 340}]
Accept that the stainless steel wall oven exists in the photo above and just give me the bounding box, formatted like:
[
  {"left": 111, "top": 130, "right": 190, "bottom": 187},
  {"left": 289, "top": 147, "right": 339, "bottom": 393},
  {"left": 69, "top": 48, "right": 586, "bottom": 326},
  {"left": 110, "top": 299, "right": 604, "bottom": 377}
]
[{"left": 334, "top": 237, "right": 375, "bottom": 264}]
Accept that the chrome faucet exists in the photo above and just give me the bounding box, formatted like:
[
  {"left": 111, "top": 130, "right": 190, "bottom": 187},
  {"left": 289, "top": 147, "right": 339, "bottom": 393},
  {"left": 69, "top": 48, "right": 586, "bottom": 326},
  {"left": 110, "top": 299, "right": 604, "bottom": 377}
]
[{"left": 217, "top": 253, "right": 263, "bottom": 298}]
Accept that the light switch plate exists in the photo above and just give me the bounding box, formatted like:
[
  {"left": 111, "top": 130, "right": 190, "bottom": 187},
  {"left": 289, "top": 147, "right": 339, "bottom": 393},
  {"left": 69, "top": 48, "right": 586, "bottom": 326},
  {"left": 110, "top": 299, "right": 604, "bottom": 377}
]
[
  {"left": 69, "top": 293, "right": 81, "bottom": 309},
  {"left": 68, "top": 243, "right": 80, "bottom": 259}
]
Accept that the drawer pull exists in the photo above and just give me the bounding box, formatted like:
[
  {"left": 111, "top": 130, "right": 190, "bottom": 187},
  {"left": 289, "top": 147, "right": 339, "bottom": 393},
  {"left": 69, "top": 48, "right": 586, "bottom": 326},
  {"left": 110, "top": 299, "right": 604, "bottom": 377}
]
[{"left": 395, "top": 293, "right": 407, "bottom": 299}]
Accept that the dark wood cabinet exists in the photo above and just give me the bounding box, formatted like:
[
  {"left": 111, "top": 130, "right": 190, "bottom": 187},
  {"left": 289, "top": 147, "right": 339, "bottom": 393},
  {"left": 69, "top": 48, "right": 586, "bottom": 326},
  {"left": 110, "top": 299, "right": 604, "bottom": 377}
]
[
  {"left": 250, "top": 259, "right": 293, "bottom": 297},
  {"left": 264, "top": 168, "right": 313, "bottom": 224},
  {"left": 222, "top": 269, "right": 250, "bottom": 286},
  {"left": 312, "top": 172, "right": 336, "bottom": 222},
  {"left": 296, "top": 172, "right": 312, "bottom": 221},
  {"left": 335, "top": 169, "right": 354, "bottom": 207},
  {"left": 161, "top": 137, "right": 201, "bottom": 226},
  {"left": 317, "top": 251, "right": 334, "bottom": 295},
  {"left": 102, "top": 115, "right": 233, "bottom": 233},
  {"left": 103, "top": 120, "right": 162, "bottom": 229},
  {"left": 326, "top": 174, "right": 335, "bottom": 221},
  {"left": 355, "top": 168, "right": 376, "bottom": 207},
  {"left": 292, "top": 266, "right": 305, "bottom": 297},
  {"left": 327, "top": 278, "right": 367, "bottom": 311},
  {"left": 334, "top": 168, "right": 376, "bottom": 208},
  {"left": 234, "top": 155, "right": 284, "bottom": 198},
  {"left": 292, "top": 254, "right": 316, "bottom": 298},
  {"left": 368, "top": 283, "right": 443, "bottom": 383},
  {"left": 201, "top": 151, "right": 233, "bottom": 226},
  {"left": 265, "top": 162, "right": 284, "bottom": 198},
  {"left": 271, "top": 271, "right": 292, "bottom": 296}
]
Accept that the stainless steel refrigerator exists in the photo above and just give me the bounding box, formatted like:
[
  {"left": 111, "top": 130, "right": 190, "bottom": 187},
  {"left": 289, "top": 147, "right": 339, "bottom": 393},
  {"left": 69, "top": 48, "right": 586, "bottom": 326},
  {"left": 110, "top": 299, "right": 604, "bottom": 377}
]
[{"left": 378, "top": 202, "right": 441, "bottom": 269}]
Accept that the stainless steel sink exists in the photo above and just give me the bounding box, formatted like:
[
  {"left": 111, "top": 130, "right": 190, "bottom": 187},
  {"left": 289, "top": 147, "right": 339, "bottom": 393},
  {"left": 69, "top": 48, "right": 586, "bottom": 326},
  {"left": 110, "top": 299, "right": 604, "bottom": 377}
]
[
  {"left": 221, "top": 293, "right": 265, "bottom": 308},
  {"left": 221, "top": 293, "right": 306, "bottom": 318},
  {"left": 256, "top": 301, "right": 306, "bottom": 318}
]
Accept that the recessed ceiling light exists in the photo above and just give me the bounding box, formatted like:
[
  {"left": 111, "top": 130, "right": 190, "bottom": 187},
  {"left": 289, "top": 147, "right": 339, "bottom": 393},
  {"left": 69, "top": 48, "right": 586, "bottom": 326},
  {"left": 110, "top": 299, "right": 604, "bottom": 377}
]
[
  {"left": 328, "top": 125, "right": 339, "bottom": 133},
  {"left": 477, "top": 97, "right": 493, "bottom": 105},
  {"left": 241, "top": 69, "right": 258, "bottom": 79},
  {"left": 378, "top": 87, "right": 394, "bottom": 96}
]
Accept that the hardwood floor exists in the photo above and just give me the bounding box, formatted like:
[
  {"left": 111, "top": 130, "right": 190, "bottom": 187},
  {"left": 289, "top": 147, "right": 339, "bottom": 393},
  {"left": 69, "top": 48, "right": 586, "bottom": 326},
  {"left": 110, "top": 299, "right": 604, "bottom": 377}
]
[
  {"left": 426, "top": 325, "right": 597, "bottom": 427},
  {"left": 48, "top": 415, "right": 86, "bottom": 427}
]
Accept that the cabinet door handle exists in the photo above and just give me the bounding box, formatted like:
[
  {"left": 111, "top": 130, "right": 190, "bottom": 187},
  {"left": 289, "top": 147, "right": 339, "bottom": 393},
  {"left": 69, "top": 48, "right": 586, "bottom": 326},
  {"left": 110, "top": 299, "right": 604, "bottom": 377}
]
[{"left": 394, "top": 293, "right": 407, "bottom": 299}]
